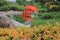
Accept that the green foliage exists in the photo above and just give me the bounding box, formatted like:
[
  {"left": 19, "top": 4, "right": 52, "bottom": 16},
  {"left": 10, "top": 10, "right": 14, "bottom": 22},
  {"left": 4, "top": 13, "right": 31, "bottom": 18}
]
[
  {"left": 0, "top": 0, "right": 25, "bottom": 11},
  {"left": 16, "top": 0, "right": 26, "bottom": 6},
  {"left": 32, "top": 18, "right": 60, "bottom": 26},
  {"left": 12, "top": 15, "right": 25, "bottom": 23},
  {"left": 54, "top": 12, "right": 60, "bottom": 18},
  {"left": 8, "top": 3, "right": 26, "bottom": 11},
  {"left": 31, "top": 0, "right": 36, "bottom": 5},
  {"left": 0, "top": 3, "right": 25, "bottom": 11},
  {"left": 0, "top": 5, "right": 9, "bottom": 11},
  {"left": 0, "top": 0, "right": 8, "bottom": 6},
  {"left": 40, "top": 13, "right": 54, "bottom": 19},
  {"left": 32, "top": 19, "right": 47, "bottom": 26},
  {"left": 40, "top": 12, "right": 60, "bottom": 19},
  {"left": 0, "top": 0, "right": 9, "bottom": 11},
  {"left": 32, "top": 12, "right": 60, "bottom": 26}
]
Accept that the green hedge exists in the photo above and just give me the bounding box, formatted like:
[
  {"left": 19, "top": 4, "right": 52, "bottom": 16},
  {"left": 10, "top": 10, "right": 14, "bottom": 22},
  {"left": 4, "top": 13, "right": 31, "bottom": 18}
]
[
  {"left": 32, "top": 12, "right": 60, "bottom": 26},
  {"left": 8, "top": 3, "right": 26, "bottom": 11},
  {"left": 0, "top": 0, "right": 26, "bottom": 11},
  {"left": 0, "top": 0, "right": 9, "bottom": 6},
  {"left": 0, "top": 3, "right": 26, "bottom": 11},
  {"left": 40, "top": 12, "right": 60, "bottom": 19},
  {"left": 40, "top": 13, "right": 54, "bottom": 19}
]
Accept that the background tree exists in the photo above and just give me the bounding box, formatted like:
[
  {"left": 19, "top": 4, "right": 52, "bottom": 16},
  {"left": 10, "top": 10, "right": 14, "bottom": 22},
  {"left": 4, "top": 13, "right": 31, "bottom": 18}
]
[{"left": 16, "top": 0, "right": 26, "bottom": 6}]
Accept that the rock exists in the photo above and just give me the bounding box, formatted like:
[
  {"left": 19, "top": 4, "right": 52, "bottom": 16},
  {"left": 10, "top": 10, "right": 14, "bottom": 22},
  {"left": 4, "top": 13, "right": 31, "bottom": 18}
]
[
  {"left": 0, "top": 12, "right": 11, "bottom": 28},
  {"left": 5, "top": 11, "right": 23, "bottom": 16},
  {"left": 0, "top": 11, "right": 30, "bottom": 28}
]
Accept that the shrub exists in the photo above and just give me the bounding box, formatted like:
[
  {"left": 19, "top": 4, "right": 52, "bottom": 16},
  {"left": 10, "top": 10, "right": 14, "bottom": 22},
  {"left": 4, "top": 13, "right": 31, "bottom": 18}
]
[
  {"left": 16, "top": 0, "right": 26, "bottom": 6},
  {"left": 54, "top": 12, "right": 60, "bottom": 18},
  {"left": 0, "top": 3, "right": 26, "bottom": 11},
  {"left": 40, "top": 12, "right": 60, "bottom": 19},
  {"left": 0, "top": 23, "right": 60, "bottom": 40},
  {"left": 0, "top": 0, "right": 25, "bottom": 11},
  {"left": 8, "top": 3, "right": 26, "bottom": 11},
  {"left": 0, "top": 0, "right": 8, "bottom": 6},
  {"left": 40, "top": 13, "right": 54, "bottom": 19},
  {"left": 12, "top": 15, "right": 25, "bottom": 23},
  {"left": 0, "top": 5, "right": 9, "bottom": 11},
  {"left": 32, "top": 12, "right": 60, "bottom": 26},
  {"left": 0, "top": 0, "right": 9, "bottom": 11},
  {"left": 32, "top": 19, "right": 47, "bottom": 26}
]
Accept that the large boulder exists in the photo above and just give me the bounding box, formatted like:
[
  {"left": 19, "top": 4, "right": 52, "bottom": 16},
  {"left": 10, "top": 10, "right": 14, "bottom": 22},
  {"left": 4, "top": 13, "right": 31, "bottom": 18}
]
[{"left": 0, "top": 11, "right": 30, "bottom": 28}]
